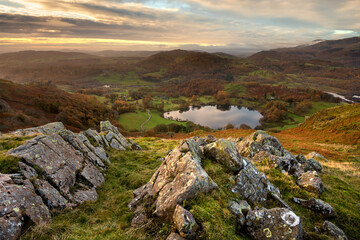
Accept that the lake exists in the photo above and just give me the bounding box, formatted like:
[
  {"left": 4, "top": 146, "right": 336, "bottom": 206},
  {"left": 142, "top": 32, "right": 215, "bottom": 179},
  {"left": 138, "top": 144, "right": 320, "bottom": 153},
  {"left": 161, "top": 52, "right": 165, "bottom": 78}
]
[{"left": 164, "top": 105, "right": 263, "bottom": 129}]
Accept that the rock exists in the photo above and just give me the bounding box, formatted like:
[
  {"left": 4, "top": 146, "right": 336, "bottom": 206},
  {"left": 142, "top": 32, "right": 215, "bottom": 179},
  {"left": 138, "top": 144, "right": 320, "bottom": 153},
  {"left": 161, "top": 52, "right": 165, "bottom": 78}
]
[
  {"left": 18, "top": 162, "right": 38, "bottom": 179},
  {"left": 8, "top": 134, "right": 84, "bottom": 199},
  {"left": 100, "top": 120, "right": 129, "bottom": 148},
  {"left": 82, "top": 129, "right": 104, "bottom": 147},
  {"left": 232, "top": 160, "right": 280, "bottom": 204},
  {"left": 60, "top": 130, "right": 105, "bottom": 168},
  {"left": 73, "top": 188, "right": 98, "bottom": 204},
  {"left": 94, "top": 147, "right": 111, "bottom": 164},
  {"left": 109, "top": 138, "right": 125, "bottom": 150},
  {"left": 34, "top": 179, "right": 68, "bottom": 209},
  {"left": 323, "top": 221, "right": 348, "bottom": 240},
  {"left": 77, "top": 132, "right": 110, "bottom": 165},
  {"left": 246, "top": 208, "right": 303, "bottom": 240},
  {"left": 295, "top": 154, "right": 307, "bottom": 164},
  {"left": 129, "top": 139, "right": 142, "bottom": 151},
  {"left": 9, "top": 122, "right": 65, "bottom": 136},
  {"left": 305, "top": 158, "right": 323, "bottom": 172},
  {"left": 293, "top": 197, "right": 336, "bottom": 218},
  {"left": 166, "top": 232, "right": 186, "bottom": 240},
  {"left": 306, "top": 152, "right": 327, "bottom": 162},
  {"left": 204, "top": 139, "right": 246, "bottom": 172},
  {"left": 237, "top": 130, "right": 285, "bottom": 159},
  {"left": 173, "top": 205, "right": 198, "bottom": 238},
  {"left": 297, "top": 171, "right": 324, "bottom": 196},
  {"left": 80, "top": 161, "right": 105, "bottom": 188},
  {"left": 0, "top": 174, "right": 51, "bottom": 231},
  {"left": 128, "top": 138, "right": 217, "bottom": 220},
  {"left": 204, "top": 135, "right": 217, "bottom": 144},
  {"left": 228, "top": 200, "right": 251, "bottom": 231}
]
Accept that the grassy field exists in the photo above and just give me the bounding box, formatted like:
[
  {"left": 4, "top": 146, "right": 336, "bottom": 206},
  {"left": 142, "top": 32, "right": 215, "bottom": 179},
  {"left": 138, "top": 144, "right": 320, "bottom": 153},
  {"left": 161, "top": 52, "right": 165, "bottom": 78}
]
[
  {"left": 118, "top": 110, "right": 186, "bottom": 131},
  {"left": 97, "top": 72, "right": 155, "bottom": 86}
]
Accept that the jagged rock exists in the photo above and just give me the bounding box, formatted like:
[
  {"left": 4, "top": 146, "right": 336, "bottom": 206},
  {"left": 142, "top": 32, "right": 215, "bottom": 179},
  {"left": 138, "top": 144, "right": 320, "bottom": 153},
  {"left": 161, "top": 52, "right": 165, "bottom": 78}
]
[
  {"left": 109, "top": 138, "right": 125, "bottom": 150},
  {"left": 82, "top": 129, "right": 104, "bottom": 147},
  {"left": 128, "top": 138, "right": 217, "bottom": 220},
  {"left": 173, "top": 205, "right": 198, "bottom": 238},
  {"left": 296, "top": 154, "right": 307, "bottom": 164},
  {"left": 246, "top": 208, "right": 303, "bottom": 240},
  {"left": 236, "top": 130, "right": 285, "bottom": 158},
  {"left": 232, "top": 160, "right": 280, "bottom": 204},
  {"left": 0, "top": 174, "right": 50, "bottom": 236},
  {"left": 204, "top": 135, "right": 217, "bottom": 144},
  {"left": 204, "top": 139, "right": 246, "bottom": 172},
  {"left": 306, "top": 152, "right": 327, "bottom": 162},
  {"left": 293, "top": 197, "right": 336, "bottom": 218},
  {"left": 73, "top": 188, "right": 98, "bottom": 204},
  {"left": 100, "top": 120, "right": 129, "bottom": 148},
  {"left": 305, "top": 158, "right": 323, "bottom": 172},
  {"left": 34, "top": 179, "right": 68, "bottom": 209},
  {"left": 297, "top": 171, "right": 324, "bottom": 196},
  {"left": 80, "top": 161, "right": 105, "bottom": 188},
  {"left": 60, "top": 130, "right": 105, "bottom": 168},
  {"left": 129, "top": 139, "right": 142, "bottom": 151},
  {"left": 94, "top": 147, "right": 111, "bottom": 164},
  {"left": 228, "top": 200, "right": 251, "bottom": 231},
  {"left": 166, "top": 232, "right": 186, "bottom": 240},
  {"left": 77, "top": 132, "right": 110, "bottom": 165},
  {"left": 9, "top": 122, "right": 65, "bottom": 136},
  {"left": 18, "top": 162, "right": 38, "bottom": 179},
  {"left": 323, "top": 221, "right": 348, "bottom": 240},
  {"left": 8, "top": 134, "right": 84, "bottom": 199}
]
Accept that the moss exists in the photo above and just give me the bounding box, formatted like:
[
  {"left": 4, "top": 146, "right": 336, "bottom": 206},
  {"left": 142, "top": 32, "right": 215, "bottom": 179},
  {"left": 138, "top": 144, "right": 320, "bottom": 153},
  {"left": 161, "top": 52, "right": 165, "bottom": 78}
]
[{"left": 0, "top": 155, "right": 21, "bottom": 174}]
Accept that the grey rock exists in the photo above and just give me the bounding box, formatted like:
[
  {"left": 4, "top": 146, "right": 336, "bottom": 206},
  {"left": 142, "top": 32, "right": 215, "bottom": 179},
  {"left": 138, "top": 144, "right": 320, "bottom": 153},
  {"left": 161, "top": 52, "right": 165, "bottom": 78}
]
[
  {"left": 305, "top": 152, "right": 327, "bottom": 161},
  {"left": 246, "top": 208, "right": 303, "bottom": 240},
  {"left": 83, "top": 129, "right": 104, "bottom": 147},
  {"left": 305, "top": 158, "right": 323, "bottom": 172},
  {"left": 94, "top": 147, "right": 111, "bottom": 164},
  {"left": 18, "top": 162, "right": 38, "bottom": 179},
  {"left": 9, "top": 122, "right": 65, "bottom": 136},
  {"left": 295, "top": 154, "right": 307, "bottom": 164},
  {"left": 34, "top": 179, "right": 68, "bottom": 209},
  {"left": 323, "top": 221, "right": 348, "bottom": 240},
  {"left": 228, "top": 200, "right": 251, "bottom": 232},
  {"left": 129, "top": 139, "right": 142, "bottom": 151},
  {"left": 80, "top": 161, "right": 105, "bottom": 188},
  {"left": 110, "top": 138, "right": 125, "bottom": 150},
  {"left": 293, "top": 197, "right": 336, "bottom": 218},
  {"left": 204, "top": 139, "right": 245, "bottom": 172},
  {"left": 100, "top": 120, "right": 129, "bottom": 148},
  {"left": 73, "top": 188, "right": 98, "bottom": 204},
  {"left": 232, "top": 160, "right": 280, "bottom": 204},
  {"left": 173, "top": 205, "right": 198, "bottom": 239}
]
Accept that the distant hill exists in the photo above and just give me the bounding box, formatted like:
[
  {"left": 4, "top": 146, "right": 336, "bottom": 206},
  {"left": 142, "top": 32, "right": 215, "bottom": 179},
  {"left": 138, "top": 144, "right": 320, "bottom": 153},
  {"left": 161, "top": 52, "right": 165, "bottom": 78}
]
[
  {"left": 92, "top": 50, "right": 161, "bottom": 58},
  {"left": 0, "top": 79, "right": 116, "bottom": 132},
  {"left": 250, "top": 37, "right": 360, "bottom": 68}
]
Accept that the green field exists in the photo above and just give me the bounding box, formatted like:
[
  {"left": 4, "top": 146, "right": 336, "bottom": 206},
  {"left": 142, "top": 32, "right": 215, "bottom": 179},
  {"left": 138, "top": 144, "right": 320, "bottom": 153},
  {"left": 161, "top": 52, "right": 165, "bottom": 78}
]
[
  {"left": 97, "top": 72, "right": 155, "bottom": 86},
  {"left": 118, "top": 110, "right": 186, "bottom": 131}
]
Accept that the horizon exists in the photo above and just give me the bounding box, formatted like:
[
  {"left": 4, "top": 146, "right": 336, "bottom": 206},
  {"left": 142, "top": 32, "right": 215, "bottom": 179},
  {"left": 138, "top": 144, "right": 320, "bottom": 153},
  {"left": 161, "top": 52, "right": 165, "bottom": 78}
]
[{"left": 1, "top": 0, "right": 359, "bottom": 53}]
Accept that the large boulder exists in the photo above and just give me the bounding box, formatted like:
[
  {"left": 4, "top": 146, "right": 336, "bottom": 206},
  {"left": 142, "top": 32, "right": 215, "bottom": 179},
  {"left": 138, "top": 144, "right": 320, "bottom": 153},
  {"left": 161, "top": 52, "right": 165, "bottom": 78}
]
[
  {"left": 246, "top": 208, "right": 303, "bottom": 240},
  {"left": 232, "top": 160, "right": 280, "bottom": 204},
  {"left": 173, "top": 205, "right": 198, "bottom": 239},
  {"left": 323, "top": 221, "right": 348, "bottom": 240},
  {"left": 296, "top": 171, "right": 324, "bottom": 196},
  {"left": 129, "top": 138, "right": 217, "bottom": 221},
  {"left": 0, "top": 174, "right": 51, "bottom": 240},
  {"left": 293, "top": 197, "right": 336, "bottom": 218},
  {"left": 204, "top": 139, "right": 246, "bottom": 172}
]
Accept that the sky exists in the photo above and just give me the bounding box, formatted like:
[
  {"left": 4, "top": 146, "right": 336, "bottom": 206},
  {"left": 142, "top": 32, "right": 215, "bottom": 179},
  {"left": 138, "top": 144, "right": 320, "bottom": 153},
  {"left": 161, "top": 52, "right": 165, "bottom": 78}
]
[{"left": 0, "top": 0, "right": 359, "bottom": 53}]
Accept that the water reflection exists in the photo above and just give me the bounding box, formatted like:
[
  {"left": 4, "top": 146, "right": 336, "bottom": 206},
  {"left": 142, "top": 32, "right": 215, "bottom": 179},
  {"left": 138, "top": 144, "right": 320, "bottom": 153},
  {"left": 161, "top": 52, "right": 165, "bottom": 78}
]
[{"left": 164, "top": 105, "right": 263, "bottom": 129}]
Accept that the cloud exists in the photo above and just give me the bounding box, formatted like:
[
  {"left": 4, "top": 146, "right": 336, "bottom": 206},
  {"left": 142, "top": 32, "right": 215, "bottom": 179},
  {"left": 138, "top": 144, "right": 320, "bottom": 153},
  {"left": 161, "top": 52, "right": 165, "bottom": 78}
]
[{"left": 0, "top": 0, "right": 359, "bottom": 51}]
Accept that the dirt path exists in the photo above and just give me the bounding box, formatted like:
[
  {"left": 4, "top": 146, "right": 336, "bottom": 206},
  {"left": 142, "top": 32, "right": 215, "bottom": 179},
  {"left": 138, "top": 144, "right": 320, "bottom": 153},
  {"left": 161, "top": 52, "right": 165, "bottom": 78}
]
[{"left": 140, "top": 109, "right": 151, "bottom": 131}]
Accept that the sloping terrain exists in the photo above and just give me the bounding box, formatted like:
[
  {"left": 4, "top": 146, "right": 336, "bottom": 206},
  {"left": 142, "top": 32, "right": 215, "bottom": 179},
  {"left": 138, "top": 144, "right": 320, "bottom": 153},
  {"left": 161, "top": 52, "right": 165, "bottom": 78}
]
[{"left": 0, "top": 79, "right": 116, "bottom": 132}]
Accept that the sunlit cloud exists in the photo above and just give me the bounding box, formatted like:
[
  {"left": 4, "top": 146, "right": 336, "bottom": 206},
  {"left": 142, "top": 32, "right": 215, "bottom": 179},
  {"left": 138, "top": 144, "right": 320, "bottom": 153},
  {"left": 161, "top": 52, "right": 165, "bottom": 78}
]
[{"left": 0, "top": 0, "right": 359, "bottom": 52}]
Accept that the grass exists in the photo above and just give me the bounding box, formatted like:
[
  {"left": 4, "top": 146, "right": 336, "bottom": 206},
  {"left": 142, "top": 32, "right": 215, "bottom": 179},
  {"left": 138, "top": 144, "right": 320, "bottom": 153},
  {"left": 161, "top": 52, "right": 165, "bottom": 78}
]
[
  {"left": 118, "top": 110, "right": 186, "bottom": 131},
  {"left": 97, "top": 72, "right": 155, "bottom": 86}
]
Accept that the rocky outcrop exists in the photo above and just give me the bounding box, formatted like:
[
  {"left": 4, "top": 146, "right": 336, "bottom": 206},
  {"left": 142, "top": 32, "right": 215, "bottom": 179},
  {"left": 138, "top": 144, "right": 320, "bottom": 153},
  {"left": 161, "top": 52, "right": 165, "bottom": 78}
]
[
  {"left": 173, "top": 205, "right": 198, "bottom": 239},
  {"left": 1, "top": 121, "right": 139, "bottom": 240},
  {"left": 128, "top": 138, "right": 217, "bottom": 221},
  {"left": 293, "top": 197, "right": 336, "bottom": 218},
  {"left": 228, "top": 200, "right": 251, "bottom": 232},
  {"left": 246, "top": 208, "right": 303, "bottom": 240},
  {"left": 323, "top": 221, "right": 348, "bottom": 240}
]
